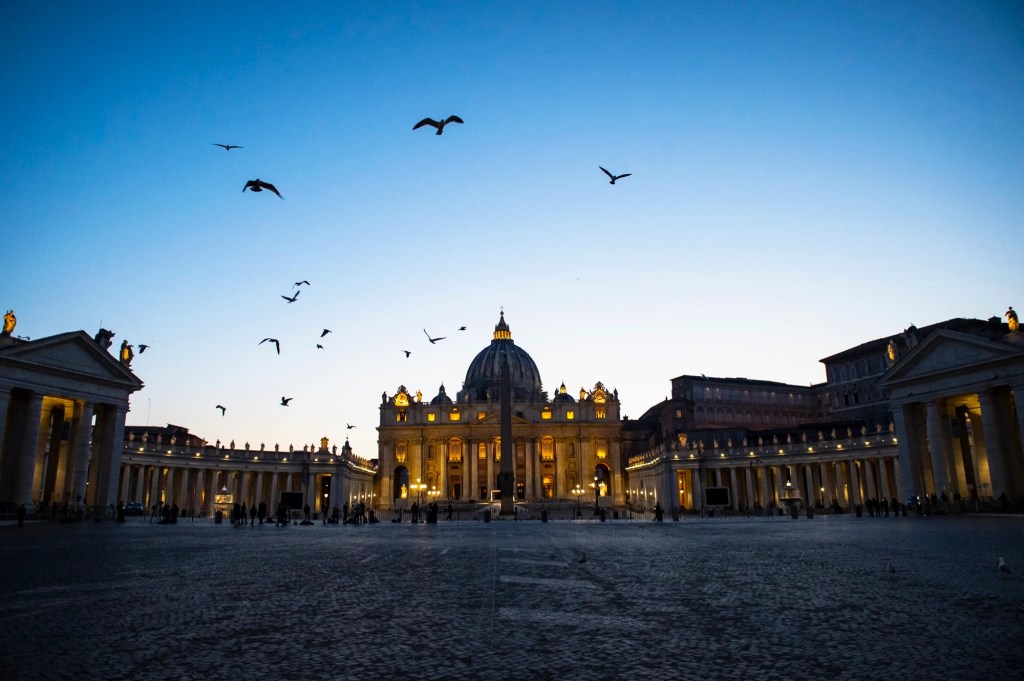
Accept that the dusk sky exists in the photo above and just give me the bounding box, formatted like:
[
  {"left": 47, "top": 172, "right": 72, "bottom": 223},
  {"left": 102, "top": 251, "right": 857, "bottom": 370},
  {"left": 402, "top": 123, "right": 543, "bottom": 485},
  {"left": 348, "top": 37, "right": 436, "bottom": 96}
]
[{"left": 3, "top": 2, "right": 1022, "bottom": 459}]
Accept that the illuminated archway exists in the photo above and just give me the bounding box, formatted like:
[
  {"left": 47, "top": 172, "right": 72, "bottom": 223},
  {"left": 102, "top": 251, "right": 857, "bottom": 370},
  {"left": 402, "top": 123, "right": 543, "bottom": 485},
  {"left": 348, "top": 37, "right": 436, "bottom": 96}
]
[{"left": 393, "top": 466, "right": 410, "bottom": 500}]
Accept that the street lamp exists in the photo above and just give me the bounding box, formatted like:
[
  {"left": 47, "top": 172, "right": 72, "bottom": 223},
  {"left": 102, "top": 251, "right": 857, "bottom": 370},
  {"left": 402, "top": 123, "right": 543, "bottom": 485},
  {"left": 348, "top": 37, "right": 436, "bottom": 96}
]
[
  {"left": 590, "top": 475, "right": 600, "bottom": 512},
  {"left": 410, "top": 478, "right": 427, "bottom": 505},
  {"left": 571, "top": 484, "right": 584, "bottom": 517}
]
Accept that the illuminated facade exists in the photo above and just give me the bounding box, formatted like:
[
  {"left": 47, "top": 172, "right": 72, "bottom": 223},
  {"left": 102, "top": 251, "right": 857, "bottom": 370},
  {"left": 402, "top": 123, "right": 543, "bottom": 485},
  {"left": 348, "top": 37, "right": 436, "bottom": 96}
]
[
  {"left": 0, "top": 331, "right": 143, "bottom": 514},
  {"left": 376, "top": 312, "right": 624, "bottom": 508},
  {"left": 627, "top": 315, "right": 1024, "bottom": 511}
]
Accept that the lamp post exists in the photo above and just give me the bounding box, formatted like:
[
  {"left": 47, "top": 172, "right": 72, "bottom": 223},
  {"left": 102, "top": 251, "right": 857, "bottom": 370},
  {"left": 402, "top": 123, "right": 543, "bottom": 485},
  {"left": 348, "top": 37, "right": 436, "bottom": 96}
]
[
  {"left": 571, "top": 484, "right": 584, "bottom": 517},
  {"left": 590, "top": 475, "right": 600, "bottom": 512},
  {"left": 411, "top": 478, "right": 427, "bottom": 505}
]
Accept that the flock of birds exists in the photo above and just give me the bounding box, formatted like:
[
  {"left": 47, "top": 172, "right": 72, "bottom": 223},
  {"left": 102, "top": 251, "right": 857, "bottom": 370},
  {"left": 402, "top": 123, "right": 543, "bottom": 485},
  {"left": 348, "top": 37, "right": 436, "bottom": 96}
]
[
  {"left": 209, "top": 115, "right": 631, "bottom": 426},
  {"left": 177, "top": 116, "right": 630, "bottom": 434}
]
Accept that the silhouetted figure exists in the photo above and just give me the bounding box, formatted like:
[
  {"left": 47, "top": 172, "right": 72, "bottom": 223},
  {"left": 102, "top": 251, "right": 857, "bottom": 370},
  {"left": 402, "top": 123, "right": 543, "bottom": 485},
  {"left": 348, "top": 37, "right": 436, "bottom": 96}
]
[{"left": 17, "top": 504, "right": 26, "bottom": 527}]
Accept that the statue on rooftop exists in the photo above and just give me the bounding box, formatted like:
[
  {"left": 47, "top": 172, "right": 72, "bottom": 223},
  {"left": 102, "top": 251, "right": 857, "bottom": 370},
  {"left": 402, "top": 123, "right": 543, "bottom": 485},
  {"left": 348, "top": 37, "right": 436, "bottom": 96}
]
[
  {"left": 1007, "top": 306, "right": 1019, "bottom": 333},
  {"left": 2, "top": 310, "right": 15, "bottom": 336},
  {"left": 94, "top": 328, "right": 115, "bottom": 349},
  {"left": 119, "top": 340, "right": 134, "bottom": 366}
]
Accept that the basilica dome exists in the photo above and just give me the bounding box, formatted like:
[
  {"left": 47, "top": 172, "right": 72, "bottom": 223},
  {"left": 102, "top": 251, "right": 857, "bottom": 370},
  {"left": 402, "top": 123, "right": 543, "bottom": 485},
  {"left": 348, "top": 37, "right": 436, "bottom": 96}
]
[{"left": 460, "top": 312, "right": 544, "bottom": 403}]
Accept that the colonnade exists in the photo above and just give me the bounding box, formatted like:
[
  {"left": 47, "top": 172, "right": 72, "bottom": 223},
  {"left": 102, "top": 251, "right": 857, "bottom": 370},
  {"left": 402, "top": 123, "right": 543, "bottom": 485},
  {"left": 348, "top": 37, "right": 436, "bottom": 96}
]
[
  {"left": 117, "top": 443, "right": 377, "bottom": 518},
  {"left": 0, "top": 386, "right": 128, "bottom": 513},
  {"left": 381, "top": 433, "right": 624, "bottom": 508}
]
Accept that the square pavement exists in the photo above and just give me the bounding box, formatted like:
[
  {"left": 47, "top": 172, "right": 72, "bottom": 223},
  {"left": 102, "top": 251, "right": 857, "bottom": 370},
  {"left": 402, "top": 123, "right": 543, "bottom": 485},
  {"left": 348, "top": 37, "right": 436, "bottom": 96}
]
[{"left": 1, "top": 514, "right": 1022, "bottom": 680}]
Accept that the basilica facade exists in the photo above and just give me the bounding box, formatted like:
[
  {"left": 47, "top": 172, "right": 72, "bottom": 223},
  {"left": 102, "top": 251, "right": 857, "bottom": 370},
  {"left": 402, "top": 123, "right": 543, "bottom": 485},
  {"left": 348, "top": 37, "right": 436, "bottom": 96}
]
[{"left": 376, "top": 313, "right": 624, "bottom": 509}]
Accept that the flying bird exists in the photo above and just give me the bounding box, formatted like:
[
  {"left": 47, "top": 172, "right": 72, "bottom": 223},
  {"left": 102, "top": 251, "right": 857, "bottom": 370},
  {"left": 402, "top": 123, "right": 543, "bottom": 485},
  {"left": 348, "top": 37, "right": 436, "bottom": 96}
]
[
  {"left": 403, "top": 350, "right": 411, "bottom": 357},
  {"left": 294, "top": 280, "right": 310, "bottom": 288},
  {"left": 998, "top": 557, "right": 1011, "bottom": 574},
  {"left": 458, "top": 326, "right": 467, "bottom": 331},
  {"left": 281, "top": 291, "right": 300, "bottom": 303},
  {"left": 243, "top": 179, "right": 284, "bottom": 199},
  {"left": 138, "top": 344, "right": 150, "bottom": 354},
  {"left": 215, "top": 405, "right": 226, "bottom": 416},
  {"left": 280, "top": 396, "right": 293, "bottom": 406},
  {"left": 259, "top": 338, "right": 280, "bottom": 354},
  {"left": 599, "top": 166, "right": 631, "bottom": 184},
  {"left": 212, "top": 143, "right": 243, "bottom": 151},
  {"left": 316, "top": 344, "right": 324, "bottom": 350},
  {"left": 424, "top": 329, "right": 446, "bottom": 344},
  {"left": 320, "top": 329, "right": 331, "bottom": 337},
  {"left": 346, "top": 423, "right": 356, "bottom": 430},
  {"left": 413, "top": 115, "right": 464, "bottom": 135}
]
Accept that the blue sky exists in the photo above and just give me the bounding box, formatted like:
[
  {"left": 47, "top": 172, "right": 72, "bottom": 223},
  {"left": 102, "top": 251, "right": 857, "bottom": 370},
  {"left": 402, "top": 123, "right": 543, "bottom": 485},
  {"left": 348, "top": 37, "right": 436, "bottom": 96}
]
[{"left": 3, "top": 1, "right": 1022, "bottom": 458}]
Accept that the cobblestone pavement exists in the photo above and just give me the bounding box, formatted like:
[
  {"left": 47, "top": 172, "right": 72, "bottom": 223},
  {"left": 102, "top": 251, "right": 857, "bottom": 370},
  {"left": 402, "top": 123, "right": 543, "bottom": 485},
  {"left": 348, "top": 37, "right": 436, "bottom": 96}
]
[{"left": 2, "top": 514, "right": 1022, "bottom": 681}]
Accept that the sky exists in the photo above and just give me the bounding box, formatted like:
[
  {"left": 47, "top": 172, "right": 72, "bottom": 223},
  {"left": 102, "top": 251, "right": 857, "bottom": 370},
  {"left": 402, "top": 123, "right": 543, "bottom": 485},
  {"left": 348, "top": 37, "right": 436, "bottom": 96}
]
[{"left": 3, "top": 1, "right": 1022, "bottom": 459}]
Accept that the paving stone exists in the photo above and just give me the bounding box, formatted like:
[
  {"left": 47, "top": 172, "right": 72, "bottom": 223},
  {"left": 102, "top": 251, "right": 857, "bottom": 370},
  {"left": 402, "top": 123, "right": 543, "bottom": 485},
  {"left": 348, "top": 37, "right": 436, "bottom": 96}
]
[{"left": 1, "top": 515, "right": 1022, "bottom": 680}]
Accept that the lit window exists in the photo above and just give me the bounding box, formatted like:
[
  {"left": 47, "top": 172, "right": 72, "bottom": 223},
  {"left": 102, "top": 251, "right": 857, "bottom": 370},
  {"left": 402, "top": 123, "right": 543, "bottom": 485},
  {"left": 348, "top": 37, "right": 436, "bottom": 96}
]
[
  {"left": 566, "top": 411, "right": 575, "bottom": 420},
  {"left": 448, "top": 441, "right": 462, "bottom": 463},
  {"left": 396, "top": 410, "right": 407, "bottom": 422},
  {"left": 449, "top": 408, "right": 461, "bottom": 421},
  {"left": 595, "top": 406, "right": 606, "bottom": 419},
  {"left": 395, "top": 443, "right": 407, "bottom": 463},
  {"left": 478, "top": 443, "right": 487, "bottom": 460},
  {"left": 541, "top": 438, "right": 554, "bottom": 461},
  {"left": 477, "top": 411, "right": 487, "bottom": 420},
  {"left": 541, "top": 407, "right": 552, "bottom": 420},
  {"left": 427, "top": 413, "right": 436, "bottom": 422}
]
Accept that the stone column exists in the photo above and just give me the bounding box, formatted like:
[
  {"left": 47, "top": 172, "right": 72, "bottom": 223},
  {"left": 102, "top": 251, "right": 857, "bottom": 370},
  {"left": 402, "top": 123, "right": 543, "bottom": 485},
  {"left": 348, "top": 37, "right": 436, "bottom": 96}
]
[
  {"left": 757, "top": 465, "right": 768, "bottom": 509},
  {"left": 925, "top": 400, "right": 952, "bottom": 495},
  {"left": 524, "top": 440, "right": 534, "bottom": 499},
  {"left": 878, "top": 458, "right": 891, "bottom": 502},
  {"left": 119, "top": 464, "right": 132, "bottom": 504},
  {"left": 165, "top": 467, "right": 176, "bottom": 506},
  {"left": 68, "top": 401, "right": 95, "bottom": 508},
  {"left": 803, "top": 465, "right": 815, "bottom": 506},
  {"left": 207, "top": 469, "right": 220, "bottom": 515},
  {"left": 815, "top": 462, "right": 831, "bottom": 503},
  {"left": 978, "top": 389, "right": 1012, "bottom": 498},
  {"left": 744, "top": 466, "right": 755, "bottom": 510},
  {"left": 133, "top": 464, "right": 145, "bottom": 503},
  {"left": 892, "top": 403, "right": 923, "bottom": 500},
  {"left": 863, "top": 460, "right": 877, "bottom": 501},
  {"left": 849, "top": 460, "right": 862, "bottom": 506},
  {"left": 835, "top": 462, "right": 848, "bottom": 507},
  {"left": 8, "top": 392, "right": 45, "bottom": 507},
  {"left": 485, "top": 441, "right": 494, "bottom": 500},
  {"left": 0, "top": 383, "right": 12, "bottom": 477},
  {"left": 150, "top": 466, "right": 163, "bottom": 508},
  {"left": 728, "top": 467, "right": 739, "bottom": 509},
  {"left": 467, "top": 439, "right": 477, "bottom": 500}
]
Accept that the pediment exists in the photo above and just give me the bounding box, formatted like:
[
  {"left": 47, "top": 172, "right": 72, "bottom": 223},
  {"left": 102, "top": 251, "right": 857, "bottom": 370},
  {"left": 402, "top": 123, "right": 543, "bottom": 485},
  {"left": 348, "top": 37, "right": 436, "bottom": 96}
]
[
  {"left": 881, "top": 330, "right": 1023, "bottom": 385},
  {"left": 0, "top": 331, "right": 143, "bottom": 388},
  {"left": 473, "top": 411, "right": 532, "bottom": 426}
]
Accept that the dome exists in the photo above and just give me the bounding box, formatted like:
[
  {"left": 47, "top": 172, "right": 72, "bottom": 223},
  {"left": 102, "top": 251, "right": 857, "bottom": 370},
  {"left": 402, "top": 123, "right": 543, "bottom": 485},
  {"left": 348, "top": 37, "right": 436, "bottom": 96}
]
[
  {"left": 460, "top": 312, "right": 544, "bottom": 403},
  {"left": 430, "top": 384, "right": 453, "bottom": 405},
  {"left": 552, "top": 382, "right": 575, "bottom": 403}
]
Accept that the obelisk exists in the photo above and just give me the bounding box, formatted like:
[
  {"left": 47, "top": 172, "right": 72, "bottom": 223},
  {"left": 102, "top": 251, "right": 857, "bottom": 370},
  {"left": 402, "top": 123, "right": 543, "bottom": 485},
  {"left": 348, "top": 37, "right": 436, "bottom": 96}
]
[{"left": 499, "top": 356, "right": 515, "bottom": 515}]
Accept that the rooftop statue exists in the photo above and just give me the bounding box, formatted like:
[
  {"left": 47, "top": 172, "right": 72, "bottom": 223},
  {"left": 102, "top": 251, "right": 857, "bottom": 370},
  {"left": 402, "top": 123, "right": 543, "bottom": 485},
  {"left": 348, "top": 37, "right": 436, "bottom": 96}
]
[
  {"left": 94, "top": 328, "right": 115, "bottom": 349},
  {"left": 1007, "top": 306, "right": 1019, "bottom": 333},
  {"left": 119, "top": 340, "right": 134, "bottom": 366},
  {"left": 2, "top": 309, "right": 15, "bottom": 336}
]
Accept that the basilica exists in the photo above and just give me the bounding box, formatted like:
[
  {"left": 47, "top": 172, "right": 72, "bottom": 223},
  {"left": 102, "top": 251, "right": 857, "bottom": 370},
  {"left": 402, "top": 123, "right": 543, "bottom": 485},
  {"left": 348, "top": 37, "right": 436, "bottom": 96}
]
[{"left": 376, "top": 312, "right": 624, "bottom": 509}]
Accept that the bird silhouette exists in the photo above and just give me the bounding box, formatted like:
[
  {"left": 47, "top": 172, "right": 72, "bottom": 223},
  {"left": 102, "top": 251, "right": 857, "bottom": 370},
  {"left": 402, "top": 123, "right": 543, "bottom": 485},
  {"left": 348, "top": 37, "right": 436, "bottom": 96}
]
[
  {"left": 316, "top": 344, "right": 324, "bottom": 350},
  {"left": 403, "top": 350, "right": 411, "bottom": 357},
  {"left": 599, "top": 166, "right": 631, "bottom": 184},
  {"left": 294, "top": 280, "right": 310, "bottom": 288},
  {"left": 215, "top": 405, "right": 226, "bottom": 416},
  {"left": 259, "top": 338, "right": 280, "bottom": 354},
  {"left": 212, "top": 143, "right": 243, "bottom": 151},
  {"left": 424, "top": 329, "right": 446, "bottom": 344},
  {"left": 243, "top": 179, "right": 283, "bottom": 199},
  {"left": 413, "top": 115, "right": 464, "bottom": 135},
  {"left": 346, "top": 423, "right": 356, "bottom": 430},
  {"left": 320, "top": 329, "right": 331, "bottom": 337},
  {"left": 458, "top": 326, "right": 467, "bottom": 331},
  {"left": 998, "top": 557, "right": 1011, "bottom": 574},
  {"left": 138, "top": 344, "right": 150, "bottom": 354},
  {"left": 280, "top": 396, "right": 293, "bottom": 406},
  {"left": 281, "top": 291, "right": 300, "bottom": 303}
]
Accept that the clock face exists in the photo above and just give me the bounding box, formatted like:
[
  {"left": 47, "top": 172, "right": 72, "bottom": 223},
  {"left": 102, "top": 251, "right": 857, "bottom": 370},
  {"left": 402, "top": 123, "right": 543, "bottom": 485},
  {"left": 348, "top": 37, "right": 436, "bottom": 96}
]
[{"left": 394, "top": 392, "right": 409, "bottom": 407}]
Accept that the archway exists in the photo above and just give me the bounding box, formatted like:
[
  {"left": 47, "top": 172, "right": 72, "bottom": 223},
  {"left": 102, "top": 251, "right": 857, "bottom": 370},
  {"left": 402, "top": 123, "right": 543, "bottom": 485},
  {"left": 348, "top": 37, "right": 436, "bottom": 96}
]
[{"left": 393, "top": 466, "right": 410, "bottom": 501}]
